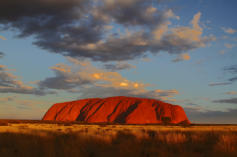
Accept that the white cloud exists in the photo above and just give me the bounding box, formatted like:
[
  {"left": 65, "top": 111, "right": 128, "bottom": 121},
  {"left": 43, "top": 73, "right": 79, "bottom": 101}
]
[
  {"left": 219, "top": 50, "right": 226, "bottom": 54},
  {"left": 224, "top": 43, "right": 234, "bottom": 49},
  {"left": 225, "top": 91, "right": 237, "bottom": 95},
  {"left": 0, "top": 35, "right": 6, "bottom": 40},
  {"left": 191, "top": 12, "right": 202, "bottom": 31},
  {"left": 170, "top": 12, "right": 203, "bottom": 44},
  {"left": 222, "top": 27, "right": 236, "bottom": 34},
  {"left": 153, "top": 21, "right": 170, "bottom": 40},
  {"left": 172, "top": 53, "right": 190, "bottom": 62},
  {"left": 0, "top": 64, "right": 50, "bottom": 95},
  {"left": 39, "top": 57, "right": 179, "bottom": 101},
  {"left": 153, "top": 12, "right": 215, "bottom": 54}
]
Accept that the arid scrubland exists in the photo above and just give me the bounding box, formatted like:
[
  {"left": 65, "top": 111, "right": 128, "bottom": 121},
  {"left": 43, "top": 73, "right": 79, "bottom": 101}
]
[{"left": 0, "top": 120, "right": 237, "bottom": 157}]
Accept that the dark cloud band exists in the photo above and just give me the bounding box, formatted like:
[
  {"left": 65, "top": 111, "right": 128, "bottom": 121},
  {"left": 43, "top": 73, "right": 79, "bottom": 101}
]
[
  {"left": 0, "top": 52, "right": 4, "bottom": 58},
  {"left": 213, "top": 98, "right": 237, "bottom": 104},
  {"left": 0, "top": 0, "right": 214, "bottom": 61}
]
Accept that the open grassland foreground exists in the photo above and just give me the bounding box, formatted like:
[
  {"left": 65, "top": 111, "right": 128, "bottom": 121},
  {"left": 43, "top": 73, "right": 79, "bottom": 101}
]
[{"left": 0, "top": 120, "right": 237, "bottom": 157}]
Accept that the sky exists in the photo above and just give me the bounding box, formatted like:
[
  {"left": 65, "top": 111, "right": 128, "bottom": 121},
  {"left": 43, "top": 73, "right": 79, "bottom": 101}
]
[{"left": 0, "top": 0, "right": 237, "bottom": 123}]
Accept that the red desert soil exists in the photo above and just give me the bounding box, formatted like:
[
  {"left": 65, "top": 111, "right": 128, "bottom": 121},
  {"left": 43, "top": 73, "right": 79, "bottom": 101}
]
[{"left": 43, "top": 96, "right": 190, "bottom": 124}]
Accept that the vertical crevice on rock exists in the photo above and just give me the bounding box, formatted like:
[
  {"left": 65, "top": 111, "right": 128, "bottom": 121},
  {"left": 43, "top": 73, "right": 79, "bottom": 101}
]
[
  {"left": 107, "top": 100, "right": 123, "bottom": 122},
  {"left": 114, "top": 100, "right": 140, "bottom": 123}
]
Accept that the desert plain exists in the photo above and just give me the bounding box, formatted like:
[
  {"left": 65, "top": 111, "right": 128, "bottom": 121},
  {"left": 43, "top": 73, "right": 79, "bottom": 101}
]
[{"left": 0, "top": 120, "right": 236, "bottom": 157}]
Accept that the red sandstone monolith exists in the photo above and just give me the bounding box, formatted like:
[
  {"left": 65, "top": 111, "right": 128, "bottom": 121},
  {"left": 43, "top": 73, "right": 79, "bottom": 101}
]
[{"left": 43, "top": 96, "right": 190, "bottom": 124}]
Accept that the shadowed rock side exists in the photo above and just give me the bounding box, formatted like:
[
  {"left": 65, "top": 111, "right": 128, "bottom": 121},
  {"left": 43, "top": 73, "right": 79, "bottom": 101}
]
[{"left": 43, "top": 96, "right": 190, "bottom": 124}]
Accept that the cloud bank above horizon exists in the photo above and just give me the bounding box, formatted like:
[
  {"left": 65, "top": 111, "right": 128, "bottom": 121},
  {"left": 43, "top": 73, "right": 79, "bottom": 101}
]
[{"left": 0, "top": 0, "right": 214, "bottom": 62}]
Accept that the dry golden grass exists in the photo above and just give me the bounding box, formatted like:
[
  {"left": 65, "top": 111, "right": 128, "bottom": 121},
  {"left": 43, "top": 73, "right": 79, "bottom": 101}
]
[
  {"left": 215, "top": 134, "right": 237, "bottom": 153},
  {"left": 0, "top": 120, "right": 237, "bottom": 157}
]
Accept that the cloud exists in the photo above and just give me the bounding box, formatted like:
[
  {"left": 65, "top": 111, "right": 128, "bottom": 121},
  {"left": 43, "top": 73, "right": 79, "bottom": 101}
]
[
  {"left": 225, "top": 91, "right": 237, "bottom": 95},
  {"left": 209, "top": 65, "right": 237, "bottom": 85},
  {"left": 172, "top": 53, "right": 190, "bottom": 62},
  {"left": 0, "top": 96, "right": 52, "bottom": 119},
  {"left": 224, "top": 43, "right": 234, "bottom": 49},
  {"left": 224, "top": 65, "right": 237, "bottom": 74},
  {"left": 78, "top": 86, "right": 178, "bottom": 101},
  {"left": 0, "top": 1, "right": 214, "bottom": 61},
  {"left": 149, "top": 12, "right": 215, "bottom": 57},
  {"left": 0, "top": 64, "right": 51, "bottom": 95},
  {"left": 0, "top": 52, "right": 4, "bottom": 58},
  {"left": 66, "top": 57, "right": 90, "bottom": 66},
  {"left": 224, "top": 65, "right": 237, "bottom": 83},
  {"left": 229, "top": 77, "right": 237, "bottom": 82},
  {"left": 96, "top": 0, "right": 170, "bottom": 26},
  {"left": 165, "top": 12, "right": 208, "bottom": 46},
  {"left": 208, "top": 82, "right": 232, "bottom": 86},
  {"left": 0, "top": 35, "right": 6, "bottom": 40},
  {"left": 142, "top": 58, "right": 151, "bottom": 62},
  {"left": 14, "top": 99, "right": 47, "bottom": 110},
  {"left": 213, "top": 98, "right": 237, "bottom": 104},
  {"left": 222, "top": 27, "right": 236, "bottom": 34},
  {"left": 184, "top": 107, "right": 237, "bottom": 124},
  {"left": 219, "top": 50, "right": 226, "bottom": 54},
  {"left": 188, "top": 103, "right": 199, "bottom": 106},
  {"left": 39, "top": 57, "right": 144, "bottom": 91},
  {"left": 39, "top": 62, "right": 96, "bottom": 90},
  {"left": 103, "top": 62, "right": 136, "bottom": 71},
  {"left": 39, "top": 57, "right": 179, "bottom": 100},
  {"left": 191, "top": 12, "right": 202, "bottom": 31}
]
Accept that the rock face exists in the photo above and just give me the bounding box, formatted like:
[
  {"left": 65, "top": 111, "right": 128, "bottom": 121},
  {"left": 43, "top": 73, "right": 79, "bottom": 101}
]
[{"left": 43, "top": 96, "right": 190, "bottom": 124}]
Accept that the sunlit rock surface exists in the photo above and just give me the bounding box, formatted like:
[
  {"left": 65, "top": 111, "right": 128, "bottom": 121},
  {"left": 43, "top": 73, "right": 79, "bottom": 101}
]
[{"left": 43, "top": 96, "right": 190, "bottom": 124}]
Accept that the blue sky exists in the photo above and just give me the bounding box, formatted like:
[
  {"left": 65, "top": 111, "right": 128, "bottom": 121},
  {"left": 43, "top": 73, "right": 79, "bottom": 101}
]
[{"left": 0, "top": 0, "right": 237, "bottom": 123}]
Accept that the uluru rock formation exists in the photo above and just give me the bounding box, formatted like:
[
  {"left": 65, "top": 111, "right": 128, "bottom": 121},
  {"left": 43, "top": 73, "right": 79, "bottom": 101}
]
[{"left": 43, "top": 96, "right": 190, "bottom": 124}]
